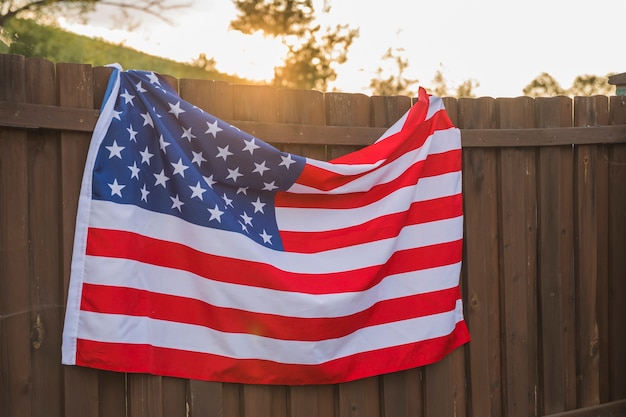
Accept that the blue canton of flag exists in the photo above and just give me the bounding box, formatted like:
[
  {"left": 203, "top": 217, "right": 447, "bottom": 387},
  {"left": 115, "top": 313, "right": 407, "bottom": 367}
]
[{"left": 92, "top": 69, "right": 305, "bottom": 250}]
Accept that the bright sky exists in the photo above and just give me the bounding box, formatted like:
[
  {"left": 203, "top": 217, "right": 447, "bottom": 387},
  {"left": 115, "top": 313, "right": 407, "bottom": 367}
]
[{"left": 60, "top": 0, "right": 626, "bottom": 98}]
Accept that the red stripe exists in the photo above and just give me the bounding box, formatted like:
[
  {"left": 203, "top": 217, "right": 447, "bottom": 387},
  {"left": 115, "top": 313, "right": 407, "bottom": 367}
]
[
  {"left": 280, "top": 194, "right": 463, "bottom": 253},
  {"left": 80, "top": 283, "right": 462, "bottom": 341},
  {"left": 276, "top": 149, "right": 461, "bottom": 209},
  {"left": 86, "top": 227, "right": 463, "bottom": 294},
  {"left": 295, "top": 111, "right": 455, "bottom": 191},
  {"left": 74, "top": 320, "right": 469, "bottom": 385}
]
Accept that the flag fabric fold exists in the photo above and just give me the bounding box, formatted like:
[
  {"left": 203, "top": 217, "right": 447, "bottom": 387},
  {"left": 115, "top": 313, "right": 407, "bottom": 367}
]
[{"left": 61, "top": 66, "right": 470, "bottom": 385}]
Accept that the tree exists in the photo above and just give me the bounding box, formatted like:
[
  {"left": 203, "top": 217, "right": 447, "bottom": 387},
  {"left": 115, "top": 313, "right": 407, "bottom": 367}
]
[
  {"left": 522, "top": 72, "right": 566, "bottom": 97},
  {"left": 428, "top": 67, "right": 479, "bottom": 98},
  {"left": 522, "top": 72, "right": 614, "bottom": 97},
  {"left": 429, "top": 69, "right": 449, "bottom": 98},
  {"left": 369, "top": 47, "right": 418, "bottom": 97},
  {"left": 191, "top": 52, "right": 218, "bottom": 72},
  {"left": 230, "top": 0, "right": 358, "bottom": 91},
  {"left": 567, "top": 74, "right": 614, "bottom": 96},
  {"left": 0, "top": 0, "right": 190, "bottom": 29}
]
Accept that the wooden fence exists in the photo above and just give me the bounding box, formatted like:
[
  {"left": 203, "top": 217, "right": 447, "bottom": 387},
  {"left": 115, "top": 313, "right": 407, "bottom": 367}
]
[{"left": 1, "top": 53, "right": 626, "bottom": 417}]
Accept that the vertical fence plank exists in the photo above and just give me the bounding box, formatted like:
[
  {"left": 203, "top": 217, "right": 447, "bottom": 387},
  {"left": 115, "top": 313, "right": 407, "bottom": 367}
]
[
  {"left": 188, "top": 379, "right": 242, "bottom": 417},
  {"left": 124, "top": 68, "right": 176, "bottom": 417},
  {"left": 179, "top": 79, "right": 234, "bottom": 121},
  {"left": 498, "top": 96, "right": 539, "bottom": 417},
  {"left": 372, "top": 96, "right": 426, "bottom": 417},
  {"left": 56, "top": 61, "right": 100, "bottom": 417},
  {"left": 338, "top": 377, "right": 380, "bottom": 417},
  {"left": 370, "top": 95, "right": 412, "bottom": 127},
  {"left": 179, "top": 78, "right": 243, "bottom": 417},
  {"left": 381, "top": 369, "right": 423, "bottom": 417},
  {"left": 128, "top": 374, "right": 164, "bottom": 417},
  {"left": 230, "top": 84, "right": 288, "bottom": 417},
  {"left": 0, "top": 53, "right": 33, "bottom": 417},
  {"left": 458, "top": 96, "right": 502, "bottom": 417},
  {"left": 24, "top": 56, "right": 64, "bottom": 417},
  {"left": 423, "top": 96, "right": 467, "bottom": 417},
  {"left": 275, "top": 88, "right": 336, "bottom": 417},
  {"left": 290, "top": 385, "right": 336, "bottom": 417},
  {"left": 573, "top": 95, "right": 610, "bottom": 408},
  {"left": 89, "top": 65, "right": 129, "bottom": 417},
  {"left": 162, "top": 377, "right": 188, "bottom": 417},
  {"left": 276, "top": 88, "right": 327, "bottom": 160},
  {"left": 608, "top": 95, "right": 626, "bottom": 402},
  {"left": 535, "top": 96, "right": 577, "bottom": 415},
  {"left": 98, "top": 371, "right": 127, "bottom": 417},
  {"left": 423, "top": 344, "right": 467, "bottom": 417},
  {"left": 325, "top": 92, "right": 380, "bottom": 417},
  {"left": 325, "top": 92, "right": 370, "bottom": 159}
]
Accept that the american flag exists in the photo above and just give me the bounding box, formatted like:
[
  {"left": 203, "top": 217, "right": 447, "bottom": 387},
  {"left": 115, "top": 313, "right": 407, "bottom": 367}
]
[{"left": 62, "top": 66, "right": 469, "bottom": 385}]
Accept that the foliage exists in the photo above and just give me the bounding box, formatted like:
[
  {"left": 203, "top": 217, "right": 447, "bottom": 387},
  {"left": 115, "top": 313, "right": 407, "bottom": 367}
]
[
  {"left": 523, "top": 72, "right": 615, "bottom": 97},
  {"left": 428, "top": 68, "right": 479, "bottom": 98},
  {"left": 230, "top": 0, "right": 358, "bottom": 91},
  {"left": 1, "top": 18, "right": 251, "bottom": 84},
  {"left": 273, "top": 23, "right": 356, "bottom": 91},
  {"left": 231, "top": 0, "right": 314, "bottom": 37},
  {"left": 568, "top": 74, "right": 614, "bottom": 96},
  {"left": 522, "top": 72, "right": 566, "bottom": 97},
  {"left": 0, "top": 0, "right": 190, "bottom": 28},
  {"left": 369, "top": 47, "right": 418, "bottom": 97}
]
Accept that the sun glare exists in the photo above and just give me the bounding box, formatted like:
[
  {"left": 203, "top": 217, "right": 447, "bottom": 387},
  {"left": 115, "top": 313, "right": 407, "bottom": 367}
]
[
  {"left": 57, "top": 17, "right": 285, "bottom": 83},
  {"left": 210, "top": 31, "right": 286, "bottom": 82}
]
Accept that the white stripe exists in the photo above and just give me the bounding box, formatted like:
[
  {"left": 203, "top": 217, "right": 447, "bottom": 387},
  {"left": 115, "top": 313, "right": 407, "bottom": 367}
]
[
  {"left": 289, "top": 127, "right": 460, "bottom": 194},
  {"left": 305, "top": 157, "right": 385, "bottom": 174},
  {"left": 426, "top": 96, "right": 446, "bottom": 120},
  {"left": 277, "top": 172, "right": 462, "bottom": 232},
  {"left": 83, "top": 256, "right": 462, "bottom": 317},
  {"left": 76, "top": 299, "right": 465, "bottom": 364},
  {"left": 89, "top": 200, "right": 463, "bottom": 273}
]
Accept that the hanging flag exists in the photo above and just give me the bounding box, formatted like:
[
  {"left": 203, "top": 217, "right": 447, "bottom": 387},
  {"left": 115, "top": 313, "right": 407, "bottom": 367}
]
[{"left": 62, "top": 65, "right": 469, "bottom": 385}]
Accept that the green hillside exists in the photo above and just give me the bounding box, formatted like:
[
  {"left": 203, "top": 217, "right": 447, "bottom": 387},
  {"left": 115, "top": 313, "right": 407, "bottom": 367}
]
[{"left": 1, "top": 19, "right": 255, "bottom": 84}]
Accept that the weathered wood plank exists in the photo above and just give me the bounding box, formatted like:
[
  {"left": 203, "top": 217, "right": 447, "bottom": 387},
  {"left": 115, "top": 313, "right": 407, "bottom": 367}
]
[
  {"left": 2, "top": 101, "right": 626, "bottom": 147},
  {"left": 324, "top": 92, "right": 380, "bottom": 417},
  {"left": 338, "top": 377, "right": 380, "bottom": 417},
  {"left": 24, "top": 56, "right": 64, "bottom": 417},
  {"left": 543, "top": 399, "right": 626, "bottom": 417},
  {"left": 179, "top": 78, "right": 234, "bottom": 120},
  {"left": 275, "top": 87, "right": 327, "bottom": 160},
  {"left": 88, "top": 66, "right": 130, "bottom": 417},
  {"left": 498, "top": 96, "right": 539, "bottom": 417},
  {"left": 0, "top": 51, "right": 33, "bottom": 417},
  {"left": 128, "top": 374, "right": 164, "bottom": 417},
  {"left": 535, "top": 96, "right": 577, "bottom": 415},
  {"left": 162, "top": 377, "right": 187, "bottom": 417},
  {"left": 378, "top": 95, "right": 429, "bottom": 417},
  {"left": 273, "top": 88, "right": 337, "bottom": 417},
  {"left": 187, "top": 380, "right": 243, "bottom": 417},
  {"left": 607, "top": 95, "right": 626, "bottom": 402},
  {"left": 458, "top": 96, "right": 502, "bottom": 417},
  {"left": 573, "top": 95, "right": 610, "bottom": 408},
  {"left": 56, "top": 61, "right": 100, "bottom": 417},
  {"left": 382, "top": 369, "right": 423, "bottom": 417},
  {"left": 98, "top": 371, "right": 127, "bottom": 417},
  {"left": 290, "top": 385, "right": 336, "bottom": 417},
  {"left": 369, "top": 95, "right": 412, "bottom": 127},
  {"left": 325, "top": 92, "right": 369, "bottom": 159}
]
